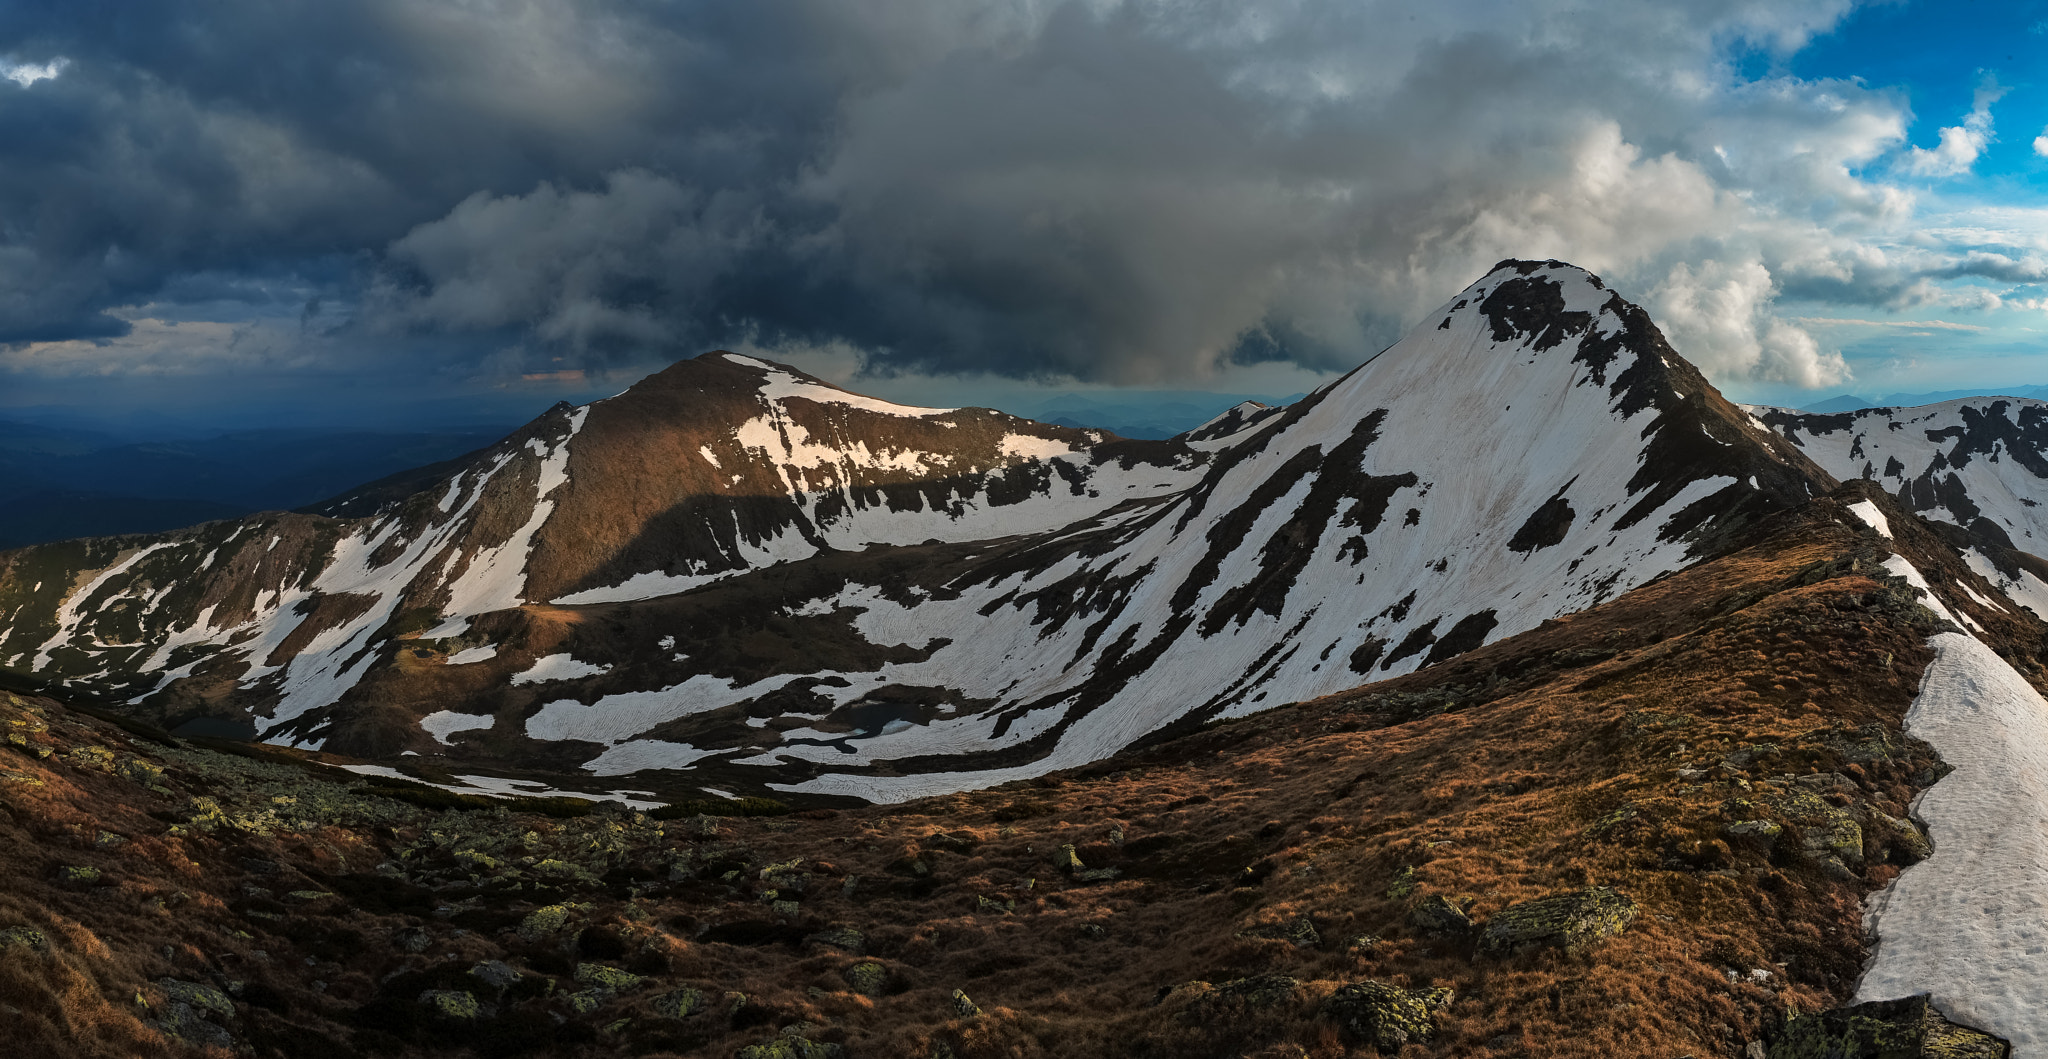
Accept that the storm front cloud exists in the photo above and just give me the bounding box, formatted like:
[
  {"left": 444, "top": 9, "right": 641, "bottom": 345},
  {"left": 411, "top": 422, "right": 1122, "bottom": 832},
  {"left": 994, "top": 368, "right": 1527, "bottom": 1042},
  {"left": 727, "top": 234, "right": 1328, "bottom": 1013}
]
[{"left": 0, "top": 0, "right": 2037, "bottom": 402}]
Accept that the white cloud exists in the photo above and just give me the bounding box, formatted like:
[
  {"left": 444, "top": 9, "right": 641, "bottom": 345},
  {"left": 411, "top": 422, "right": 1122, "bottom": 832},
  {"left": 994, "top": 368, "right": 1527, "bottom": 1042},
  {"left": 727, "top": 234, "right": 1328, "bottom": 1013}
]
[
  {"left": 1903, "top": 78, "right": 2006, "bottom": 178},
  {"left": 1, "top": 58, "right": 69, "bottom": 88}
]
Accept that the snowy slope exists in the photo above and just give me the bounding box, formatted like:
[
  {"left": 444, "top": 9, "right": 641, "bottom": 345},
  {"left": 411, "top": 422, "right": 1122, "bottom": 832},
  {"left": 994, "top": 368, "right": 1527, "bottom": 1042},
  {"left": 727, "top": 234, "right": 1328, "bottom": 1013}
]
[
  {"left": 1858, "top": 632, "right": 2048, "bottom": 1054},
  {"left": 0, "top": 355, "right": 1200, "bottom": 747},
  {"left": 0, "top": 260, "right": 1835, "bottom": 799},
  {"left": 1753, "top": 399, "right": 2048, "bottom": 618}
]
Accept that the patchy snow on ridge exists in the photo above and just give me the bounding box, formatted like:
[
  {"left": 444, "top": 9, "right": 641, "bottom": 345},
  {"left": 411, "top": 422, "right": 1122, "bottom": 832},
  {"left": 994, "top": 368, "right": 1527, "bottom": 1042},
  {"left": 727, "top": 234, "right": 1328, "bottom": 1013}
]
[
  {"left": 1858, "top": 631, "right": 2048, "bottom": 1055},
  {"left": 420, "top": 710, "right": 494, "bottom": 744},
  {"left": 1845, "top": 500, "right": 1891, "bottom": 539},
  {"left": 446, "top": 645, "right": 497, "bottom": 664},
  {"left": 509, "top": 653, "right": 612, "bottom": 685}
]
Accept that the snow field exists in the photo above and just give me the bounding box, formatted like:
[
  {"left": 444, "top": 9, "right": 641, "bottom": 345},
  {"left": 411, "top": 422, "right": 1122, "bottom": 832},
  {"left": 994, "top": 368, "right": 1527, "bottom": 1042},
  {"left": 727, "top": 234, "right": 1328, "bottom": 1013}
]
[{"left": 1857, "top": 632, "right": 2048, "bottom": 1055}]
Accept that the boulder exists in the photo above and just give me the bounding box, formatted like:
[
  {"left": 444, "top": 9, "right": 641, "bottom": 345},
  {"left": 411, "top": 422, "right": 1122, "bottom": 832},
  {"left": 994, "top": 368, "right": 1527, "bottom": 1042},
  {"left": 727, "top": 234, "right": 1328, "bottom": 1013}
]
[
  {"left": 1477, "top": 886, "right": 1636, "bottom": 957},
  {"left": 1322, "top": 981, "right": 1455, "bottom": 1050},
  {"left": 842, "top": 961, "right": 888, "bottom": 997},
  {"left": 1237, "top": 915, "right": 1321, "bottom": 947},
  {"left": 653, "top": 986, "right": 707, "bottom": 1019},
  {"left": 0, "top": 926, "right": 46, "bottom": 952},
  {"left": 418, "top": 989, "right": 481, "bottom": 1020},
  {"left": 951, "top": 988, "right": 981, "bottom": 1018},
  {"left": 1406, "top": 895, "right": 1471, "bottom": 935},
  {"left": 805, "top": 926, "right": 865, "bottom": 954},
  {"left": 517, "top": 904, "right": 573, "bottom": 941},
  {"left": 1769, "top": 994, "right": 2008, "bottom": 1058},
  {"left": 575, "top": 964, "right": 646, "bottom": 992}
]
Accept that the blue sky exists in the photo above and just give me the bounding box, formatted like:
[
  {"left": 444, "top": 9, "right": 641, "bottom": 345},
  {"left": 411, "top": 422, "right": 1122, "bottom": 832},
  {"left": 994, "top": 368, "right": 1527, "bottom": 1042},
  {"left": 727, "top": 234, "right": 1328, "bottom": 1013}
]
[{"left": 5, "top": 0, "right": 2048, "bottom": 427}]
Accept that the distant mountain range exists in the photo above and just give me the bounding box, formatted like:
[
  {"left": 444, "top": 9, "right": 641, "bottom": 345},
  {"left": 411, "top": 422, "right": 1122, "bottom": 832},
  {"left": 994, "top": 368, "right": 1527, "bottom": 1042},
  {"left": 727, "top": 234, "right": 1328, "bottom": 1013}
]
[{"left": 1800, "top": 386, "right": 2048, "bottom": 413}]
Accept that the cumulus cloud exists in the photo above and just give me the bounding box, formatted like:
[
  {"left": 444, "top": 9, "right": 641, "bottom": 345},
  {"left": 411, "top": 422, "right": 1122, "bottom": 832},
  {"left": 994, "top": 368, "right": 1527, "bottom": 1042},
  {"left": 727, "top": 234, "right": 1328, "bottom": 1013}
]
[
  {"left": 1902, "top": 78, "right": 2005, "bottom": 178},
  {"left": 0, "top": 0, "right": 2028, "bottom": 397}
]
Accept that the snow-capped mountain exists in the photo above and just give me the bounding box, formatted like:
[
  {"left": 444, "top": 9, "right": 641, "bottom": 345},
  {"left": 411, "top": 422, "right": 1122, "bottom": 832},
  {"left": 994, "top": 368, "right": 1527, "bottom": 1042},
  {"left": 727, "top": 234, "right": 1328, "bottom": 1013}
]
[
  {"left": 0, "top": 260, "right": 1837, "bottom": 801},
  {"left": 1752, "top": 400, "right": 2048, "bottom": 617}
]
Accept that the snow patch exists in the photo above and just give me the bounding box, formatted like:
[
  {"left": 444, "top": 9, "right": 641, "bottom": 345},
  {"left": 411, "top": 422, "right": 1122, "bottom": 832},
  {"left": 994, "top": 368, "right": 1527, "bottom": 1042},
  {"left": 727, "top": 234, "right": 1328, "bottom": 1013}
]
[
  {"left": 1857, "top": 632, "right": 2048, "bottom": 1054},
  {"left": 1845, "top": 500, "right": 1892, "bottom": 540},
  {"left": 509, "top": 653, "right": 611, "bottom": 685},
  {"left": 446, "top": 645, "right": 497, "bottom": 665},
  {"left": 420, "top": 710, "right": 494, "bottom": 744}
]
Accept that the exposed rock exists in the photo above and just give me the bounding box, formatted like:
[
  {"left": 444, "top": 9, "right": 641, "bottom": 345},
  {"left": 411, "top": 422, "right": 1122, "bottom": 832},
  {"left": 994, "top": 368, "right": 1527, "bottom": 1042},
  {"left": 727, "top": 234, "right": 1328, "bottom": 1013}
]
[
  {"left": 1478, "top": 886, "right": 1637, "bottom": 957},
  {"left": 1213, "top": 975, "right": 1302, "bottom": 1009},
  {"left": 469, "top": 960, "right": 522, "bottom": 991},
  {"left": 1385, "top": 866, "right": 1417, "bottom": 899},
  {"left": 653, "top": 986, "right": 707, "bottom": 1019},
  {"left": 575, "top": 964, "right": 646, "bottom": 992},
  {"left": 1769, "top": 994, "right": 2009, "bottom": 1058},
  {"left": 56, "top": 865, "right": 101, "bottom": 886},
  {"left": 0, "top": 926, "right": 46, "bottom": 952},
  {"left": 951, "top": 988, "right": 981, "bottom": 1018},
  {"left": 804, "top": 926, "right": 865, "bottom": 954},
  {"left": 1322, "top": 981, "right": 1455, "bottom": 1050},
  {"left": 1405, "top": 895, "right": 1471, "bottom": 935},
  {"left": 418, "top": 989, "right": 482, "bottom": 1020},
  {"left": 842, "top": 961, "right": 888, "bottom": 997},
  {"left": 1238, "top": 915, "right": 1321, "bottom": 948},
  {"left": 157, "top": 978, "right": 235, "bottom": 1020},
  {"left": 153, "top": 1001, "right": 235, "bottom": 1049},
  {"left": 735, "top": 1036, "right": 845, "bottom": 1059},
  {"left": 1725, "top": 820, "right": 1785, "bottom": 847},
  {"left": 518, "top": 903, "right": 573, "bottom": 941},
  {"left": 1054, "top": 844, "right": 1085, "bottom": 873},
  {"left": 1867, "top": 811, "right": 1933, "bottom": 866},
  {"left": 394, "top": 925, "right": 432, "bottom": 954}
]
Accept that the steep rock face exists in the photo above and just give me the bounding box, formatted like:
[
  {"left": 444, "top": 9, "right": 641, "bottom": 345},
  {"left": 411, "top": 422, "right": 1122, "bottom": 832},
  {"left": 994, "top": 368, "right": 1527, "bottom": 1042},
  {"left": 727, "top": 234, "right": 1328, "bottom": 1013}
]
[
  {"left": 0, "top": 261, "right": 1836, "bottom": 801},
  {"left": 1752, "top": 400, "right": 2048, "bottom": 616}
]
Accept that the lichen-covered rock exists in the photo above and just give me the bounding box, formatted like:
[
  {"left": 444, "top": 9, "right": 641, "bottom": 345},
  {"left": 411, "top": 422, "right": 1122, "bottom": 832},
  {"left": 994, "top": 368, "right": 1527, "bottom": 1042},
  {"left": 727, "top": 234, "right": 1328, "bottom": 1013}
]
[
  {"left": 56, "top": 865, "right": 101, "bottom": 886},
  {"left": 1054, "top": 844, "right": 1085, "bottom": 873},
  {"left": 418, "top": 989, "right": 482, "bottom": 1020},
  {"left": 951, "top": 988, "right": 981, "bottom": 1018},
  {"left": 158, "top": 978, "right": 235, "bottom": 1019},
  {"left": 653, "top": 986, "right": 706, "bottom": 1019},
  {"left": 1214, "top": 975, "right": 1302, "bottom": 1009},
  {"left": 518, "top": 903, "right": 573, "bottom": 941},
  {"left": 1322, "top": 981, "right": 1454, "bottom": 1050},
  {"left": 1386, "top": 866, "right": 1418, "bottom": 899},
  {"left": 1478, "top": 886, "right": 1636, "bottom": 957},
  {"left": 469, "top": 960, "right": 522, "bottom": 991},
  {"left": 394, "top": 926, "right": 432, "bottom": 954},
  {"left": 154, "top": 1001, "right": 235, "bottom": 1048},
  {"left": 1406, "top": 894, "right": 1471, "bottom": 935},
  {"left": 1238, "top": 915, "right": 1321, "bottom": 947},
  {"left": 1769, "top": 994, "right": 2009, "bottom": 1058},
  {"left": 569, "top": 990, "right": 607, "bottom": 1014},
  {"left": 805, "top": 926, "right": 865, "bottom": 954},
  {"left": 575, "top": 964, "right": 645, "bottom": 992},
  {"left": 1867, "top": 811, "right": 1933, "bottom": 866},
  {"left": 734, "top": 1037, "right": 846, "bottom": 1059},
  {"left": 843, "top": 961, "right": 888, "bottom": 996},
  {"left": 1725, "top": 820, "right": 1785, "bottom": 846},
  {"left": 0, "top": 926, "right": 46, "bottom": 952}
]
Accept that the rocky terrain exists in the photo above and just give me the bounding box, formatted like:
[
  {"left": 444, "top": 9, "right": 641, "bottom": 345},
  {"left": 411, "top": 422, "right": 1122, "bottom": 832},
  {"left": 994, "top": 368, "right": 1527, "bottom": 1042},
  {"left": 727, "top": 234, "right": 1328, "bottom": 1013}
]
[{"left": 0, "top": 480, "right": 2035, "bottom": 1057}]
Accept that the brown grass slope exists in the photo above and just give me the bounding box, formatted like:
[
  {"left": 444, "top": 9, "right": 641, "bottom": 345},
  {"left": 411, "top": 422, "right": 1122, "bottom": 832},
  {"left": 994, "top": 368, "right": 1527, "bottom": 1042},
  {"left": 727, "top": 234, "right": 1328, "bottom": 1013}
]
[{"left": 0, "top": 483, "right": 2029, "bottom": 1059}]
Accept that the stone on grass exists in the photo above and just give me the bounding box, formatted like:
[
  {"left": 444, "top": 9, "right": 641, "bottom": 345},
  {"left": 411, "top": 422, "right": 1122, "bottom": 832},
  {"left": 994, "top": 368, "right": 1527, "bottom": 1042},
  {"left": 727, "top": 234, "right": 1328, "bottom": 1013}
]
[
  {"left": 1477, "top": 886, "right": 1636, "bottom": 958},
  {"left": 1322, "top": 981, "right": 1455, "bottom": 1050},
  {"left": 0, "top": 926, "right": 46, "bottom": 952},
  {"left": 418, "top": 990, "right": 481, "bottom": 1020},
  {"left": 842, "top": 961, "right": 888, "bottom": 997},
  {"left": 951, "top": 988, "right": 981, "bottom": 1018},
  {"left": 1405, "top": 894, "right": 1471, "bottom": 935},
  {"left": 575, "top": 964, "right": 645, "bottom": 992},
  {"left": 518, "top": 903, "right": 572, "bottom": 941},
  {"left": 158, "top": 978, "right": 235, "bottom": 1019},
  {"left": 653, "top": 986, "right": 706, "bottom": 1019}
]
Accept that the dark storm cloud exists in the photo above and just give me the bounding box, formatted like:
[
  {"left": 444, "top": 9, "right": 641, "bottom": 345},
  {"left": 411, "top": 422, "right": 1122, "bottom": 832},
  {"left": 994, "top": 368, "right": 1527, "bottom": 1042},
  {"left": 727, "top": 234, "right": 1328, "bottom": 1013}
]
[{"left": 0, "top": 0, "right": 2001, "bottom": 390}]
